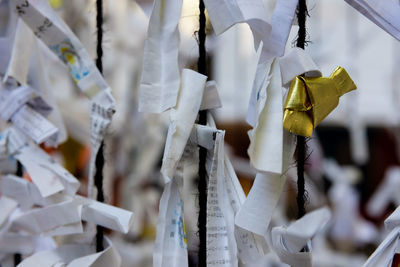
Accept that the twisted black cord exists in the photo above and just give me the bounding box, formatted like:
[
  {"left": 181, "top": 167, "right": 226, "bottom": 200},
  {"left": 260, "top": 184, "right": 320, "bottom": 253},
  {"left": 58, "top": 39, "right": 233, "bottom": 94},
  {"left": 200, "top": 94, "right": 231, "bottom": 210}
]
[
  {"left": 295, "top": 0, "right": 308, "bottom": 220},
  {"left": 197, "top": 0, "right": 207, "bottom": 266},
  {"left": 95, "top": 0, "right": 105, "bottom": 252}
]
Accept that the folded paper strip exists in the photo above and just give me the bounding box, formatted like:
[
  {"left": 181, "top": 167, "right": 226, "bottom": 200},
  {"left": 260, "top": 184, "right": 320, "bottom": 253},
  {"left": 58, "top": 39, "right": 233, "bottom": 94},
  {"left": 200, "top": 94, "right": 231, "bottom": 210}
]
[{"left": 283, "top": 67, "right": 357, "bottom": 137}]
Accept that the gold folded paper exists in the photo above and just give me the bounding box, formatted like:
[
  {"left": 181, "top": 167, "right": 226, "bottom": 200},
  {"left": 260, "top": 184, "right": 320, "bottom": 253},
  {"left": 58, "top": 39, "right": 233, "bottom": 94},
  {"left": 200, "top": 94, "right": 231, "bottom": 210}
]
[{"left": 283, "top": 66, "right": 356, "bottom": 137}]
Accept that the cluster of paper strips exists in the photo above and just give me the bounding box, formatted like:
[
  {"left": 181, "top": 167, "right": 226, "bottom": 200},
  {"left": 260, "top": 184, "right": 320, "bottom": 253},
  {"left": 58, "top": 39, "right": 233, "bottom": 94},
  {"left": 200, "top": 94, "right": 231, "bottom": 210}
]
[
  {"left": 0, "top": 0, "right": 135, "bottom": 266},
  {"left": 1, "top": 0, "right": 400, "bottom": 266}
]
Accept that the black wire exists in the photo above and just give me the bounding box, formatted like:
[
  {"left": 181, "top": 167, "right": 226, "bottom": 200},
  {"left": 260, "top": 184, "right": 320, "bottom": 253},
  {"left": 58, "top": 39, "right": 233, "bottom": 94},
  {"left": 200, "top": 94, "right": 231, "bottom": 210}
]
[
  {"left": 197, "top": 0, "right": 207, "bottom": 266},
  {"left": 95, "top": 0, "right": 105, "bottom": 252},
  {"left": 295, "top": 0, "right": 308, "bottom": 219}
]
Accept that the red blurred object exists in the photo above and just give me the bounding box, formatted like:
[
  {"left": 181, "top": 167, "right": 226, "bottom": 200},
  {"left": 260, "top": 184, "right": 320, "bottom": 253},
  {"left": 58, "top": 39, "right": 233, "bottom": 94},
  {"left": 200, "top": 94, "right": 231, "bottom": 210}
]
[{"left": 392, "top": 254, "right": 400, "bottom": 267}]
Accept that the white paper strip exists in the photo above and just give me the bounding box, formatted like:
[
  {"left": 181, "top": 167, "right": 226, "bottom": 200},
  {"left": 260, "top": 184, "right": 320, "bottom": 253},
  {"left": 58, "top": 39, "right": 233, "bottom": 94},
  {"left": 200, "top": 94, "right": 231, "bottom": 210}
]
[
  {"left": 235, "top": 172, "right": 285, "bottom": 236},
  {"left": 279, "top": 48, "right": 321, "bottom": 86},
  {"left": 247, "top": 58, "right": 283, "bottom": 174},
  {"left": 161, "top": 69, "right": 206, "bottom": 179},
  {"left": 15, "top": 145, "right": 65, "bottom": 198},
  {"left": 76, "top": 196, "right": 134, "bottom": 234},
  {"left": 0, "top": 196, "right": 18, "bottom": 227},
  {"left": 246, "top": 0, "right": 299, "bottom": 126},
  {"left": 138, "top": 0, "right": 182, "bottom": 113},
  {"left": 0, "top": 86, "right": 37, "bottom": 121},
  {"left": 271, "top": 207, "right": 331, "bottom": 267},
  {"left": 206, "top": 130, "right": 238, "bottom": 267},
  {"left": 223, "top": 155, "right": 264, "bottom": 263},
  {"left": 11, "top": 105, "right": 58, "bottom": 144},
  {"left": 264, "top": 0, "right": 299, "bottom": 58},
  {"left": 19, "top": 237, "right": 120, "bottom": 267},
  {"left": 3, "top": 18, "right": 33, "bottom": 85},
  {"left": 344, "top": 0, "right": 400, "bottom": 41},
  {"left": 200, "top": 81, "right": 222, "bottom": 111},
  {"left": 153, "top": 178, "right": 188, "bottom": 267},
  {"left": 363, "top": 227, "right": 399, "bottom": 267},
  {"left": 11, "top": 200, "right": 81, "bottom": 234},
  {"left": 0, "top": 233, "right": 36, "bottom": 254},
  {"left": 0, "top": 174, "right": 134, "bottom": 235}
]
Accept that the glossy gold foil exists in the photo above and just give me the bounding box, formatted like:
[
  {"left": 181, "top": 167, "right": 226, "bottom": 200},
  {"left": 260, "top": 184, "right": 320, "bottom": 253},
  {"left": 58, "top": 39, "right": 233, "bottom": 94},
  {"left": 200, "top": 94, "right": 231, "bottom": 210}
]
[{"left": 283, "top": 67, "right": 356, "bottom": 137}]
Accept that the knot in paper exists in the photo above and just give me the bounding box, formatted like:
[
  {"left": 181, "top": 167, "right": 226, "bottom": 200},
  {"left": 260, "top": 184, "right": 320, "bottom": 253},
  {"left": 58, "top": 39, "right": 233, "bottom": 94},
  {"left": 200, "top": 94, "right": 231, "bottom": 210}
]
[{"left": 283, "top": 66, "right": 356, "bottom": 137}]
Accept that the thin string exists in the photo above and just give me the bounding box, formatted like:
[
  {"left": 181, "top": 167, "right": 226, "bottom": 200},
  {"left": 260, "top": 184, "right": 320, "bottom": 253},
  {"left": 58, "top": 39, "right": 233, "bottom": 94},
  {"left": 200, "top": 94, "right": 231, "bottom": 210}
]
[
  {"left": 95, "top": 0, "right": 105, "bottom": 252},
  {"left": 295, "top": 0, "right": 308, "bottom": 219},
  {"left": 197, "top": 0, "right": 207, "bottom": 266}
]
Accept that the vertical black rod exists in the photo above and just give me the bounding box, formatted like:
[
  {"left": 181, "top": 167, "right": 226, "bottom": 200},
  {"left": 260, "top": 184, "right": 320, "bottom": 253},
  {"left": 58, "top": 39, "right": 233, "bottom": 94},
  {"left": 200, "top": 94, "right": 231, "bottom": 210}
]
[
  {"left": 296, "top": 0, "right": 307, "bottom": 219},
  {"left": 14, "top": 162, "right": 23, "bottom": 265},
  {"left": 197, "top": 0, "right": 207, "bottom": 266},
  {"left": 14, "top": 253, "right": 21, "bottom": 266},
  {"left": 95, "top": 0, "right": 105, "bottom": 252}
]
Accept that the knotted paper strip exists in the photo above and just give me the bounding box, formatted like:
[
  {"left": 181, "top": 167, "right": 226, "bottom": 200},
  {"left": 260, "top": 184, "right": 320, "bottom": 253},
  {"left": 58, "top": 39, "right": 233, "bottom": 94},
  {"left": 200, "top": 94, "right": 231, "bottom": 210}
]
[
  {"left": 271, "top": 207, "right": 331, "bottom": 267},
  {"left": 283, "top": 67, "right": 356, "bottom": 137}
]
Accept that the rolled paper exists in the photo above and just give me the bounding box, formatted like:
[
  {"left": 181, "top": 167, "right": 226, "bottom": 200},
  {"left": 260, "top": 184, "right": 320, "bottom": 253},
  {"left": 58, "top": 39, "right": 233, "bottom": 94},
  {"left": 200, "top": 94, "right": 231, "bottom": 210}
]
[{"left": 283, "top": 66, "right": 356, "bottom": 137}]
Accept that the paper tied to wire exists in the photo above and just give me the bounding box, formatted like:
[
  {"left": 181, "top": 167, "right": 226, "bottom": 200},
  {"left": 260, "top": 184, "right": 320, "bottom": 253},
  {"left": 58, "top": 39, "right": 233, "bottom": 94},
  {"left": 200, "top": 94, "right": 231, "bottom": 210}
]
[
  {"left": 344, "top": 0, "right": 400, "bottom": 41},
  {"left": 154, "top": 69, "right": 206, "bottom": 267},
  {"left": 247, "top": 47, "right": 320, "bottom": 174},
  {"left": 11, "top": 0, "right": 116, "bottom": 198},
  {"left": 283, "top": 66, "right": 357, "bottom": 137},
  {"left": 363, "top": 205, "right": 400, "bottom": 267},
  {"left": 271, "top": 207, "right": 332, "bottom": 267},
  {"left": 203, "top": 124, "right": 265, "bottom": 266},
  {"left": 245, "top": 0, "right": 299, "bottom": 127},
  {"left": 236, "top": 49, "right": 320, "bottom": 238}
]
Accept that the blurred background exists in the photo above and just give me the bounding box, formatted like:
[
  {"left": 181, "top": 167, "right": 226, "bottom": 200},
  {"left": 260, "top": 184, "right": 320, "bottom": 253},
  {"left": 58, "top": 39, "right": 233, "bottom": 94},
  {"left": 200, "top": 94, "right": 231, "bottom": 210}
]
[{"left": 1, "top": 0, "right": 400, "bottom": 266}]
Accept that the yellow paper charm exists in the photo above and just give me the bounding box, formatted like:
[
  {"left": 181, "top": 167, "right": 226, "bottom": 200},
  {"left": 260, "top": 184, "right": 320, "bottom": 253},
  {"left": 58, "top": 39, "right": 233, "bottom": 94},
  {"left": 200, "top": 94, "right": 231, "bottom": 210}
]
[{"left": 283, "top": 66, "right": 356, "bottom": 137}]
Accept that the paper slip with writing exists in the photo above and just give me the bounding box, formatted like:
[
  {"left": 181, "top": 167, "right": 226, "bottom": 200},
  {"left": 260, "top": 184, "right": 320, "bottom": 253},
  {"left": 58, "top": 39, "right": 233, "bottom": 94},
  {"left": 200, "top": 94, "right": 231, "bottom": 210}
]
[
  {"left": 153, "top": 177, "right": 188, "bottom": 267},
  {"left": 139, "top": 0, "right": 182, "bottom": 113},
  {"left": 206, "top": 130, "right": 238, "bottom": 267},
  {"left": 11, "top": 105, "right": 58, "bottom": 144},
  {"left": 195, "top": 117, "right": 264, "bottom": 265},
  {"left": 0, "top": 85, "right": 59, "bottom": 144}
]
